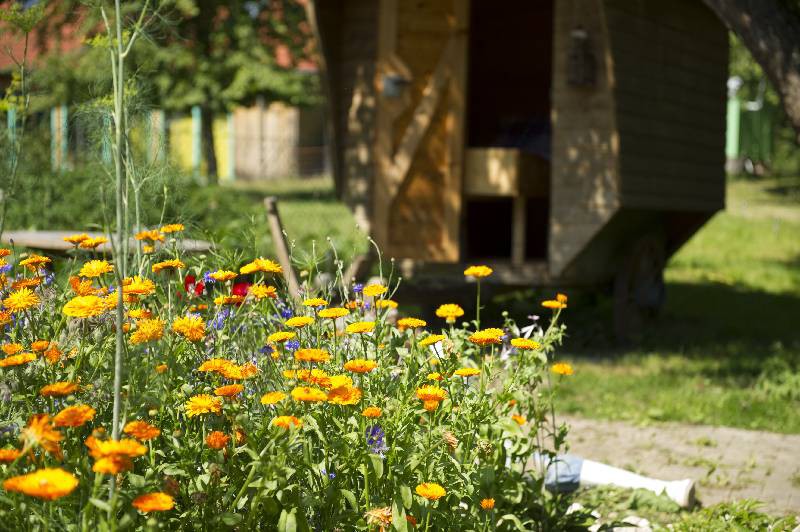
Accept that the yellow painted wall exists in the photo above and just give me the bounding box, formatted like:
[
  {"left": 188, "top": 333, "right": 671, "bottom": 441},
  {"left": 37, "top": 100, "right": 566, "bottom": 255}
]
[{"left": 167, "top": 113, "right": 231, "bottom": 180}]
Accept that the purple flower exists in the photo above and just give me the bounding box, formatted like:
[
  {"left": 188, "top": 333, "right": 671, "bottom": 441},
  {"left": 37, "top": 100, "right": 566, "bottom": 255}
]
[
  {"left": 203, "top": 271, "right": 216, "bottom": 285},
  {"left": 259, "top": 345, "right": 274, "bottom": 355},
  {"left": 209, "top": 308, "right": 231, "bottom": 330},
  {"left": 364, "top": 302, "right": 372, "bottom": 311},
  {"left": 353, "top": 283, "right": 364, "bottom": 294},
  {"left": 280, "top": 307, "right": 294, "bottom": 319},
  {"left": 285, "top": 340, "right": 300, "bottom": 351},
  {"left": 321, "top": 467, "right": 336, "bottom": 480},
  {"left": 0, "top": 264, "right": 11, "bottom": 274},
  {"left": 366, "top": 425, "right": 387, "bottom": 455}
]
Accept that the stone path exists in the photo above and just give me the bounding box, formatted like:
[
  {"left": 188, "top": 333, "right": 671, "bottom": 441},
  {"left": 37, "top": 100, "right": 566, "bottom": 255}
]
[{"left": 562, "top": 415, "right": 800, "bottom": 516}]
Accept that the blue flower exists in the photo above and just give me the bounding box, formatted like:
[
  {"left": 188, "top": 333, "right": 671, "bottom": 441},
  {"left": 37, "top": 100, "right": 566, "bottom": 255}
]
[
  {"left": 285, "top": 340, "right": 300, "bottom": 351},
  {"left": 321, "top": 467, "right": 336, "bottom": 480},
  {"left": 209, "top": 308, "right": 231, "bottom": 330},
  {"left": 353, "top": 283, "right": 364, "bottom": 294},
  {"left": 0, "top": 264, "right": 11, "bottom": 274},
  {"left": 259, "top": 345, "right": 274, "bottom": 355},
  {"left": 365, "top": 425, "right": 387, "bottom": 455},
  {"left": 364, "top": 302, "right": 372, "bottom": 311},
  {"left": 280, "top": 307, "right": 294, "bottom": 319},
  {"left": 203, "top": 271, "right": 216, "bottom": 284}
]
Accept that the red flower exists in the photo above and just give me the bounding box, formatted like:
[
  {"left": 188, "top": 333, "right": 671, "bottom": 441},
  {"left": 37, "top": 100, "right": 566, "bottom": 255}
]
[
  {"left": 184, "top": 274, "right": 205, "bottom": 297},
  {"left": 231, "top": 282, "right": 251, "bottom": 300}
]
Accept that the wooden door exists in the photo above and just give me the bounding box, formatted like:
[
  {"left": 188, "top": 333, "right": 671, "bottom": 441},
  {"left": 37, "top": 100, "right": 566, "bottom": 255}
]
[{"left": 373, "top": 0, "right": 468, "bottom": 262}]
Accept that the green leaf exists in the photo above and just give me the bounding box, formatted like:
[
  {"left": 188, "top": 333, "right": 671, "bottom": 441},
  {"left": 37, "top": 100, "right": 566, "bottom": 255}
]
[
  {"left": 497, "top": 513, "right": 526, "bottom": 531},
  {"left": 400, "top": 485, "right": 413, "bottom": 509},
  {"left": 127, "top": 473, "right": 145, "bottom": 488},
  {"left": 278, "top": 508, "right": 297, "bottom": 532},
  {"left": 89, "top": 497, "right": 112, "bottom": 513},
  {"left": 369, "top": 454, "right": 384, "bottom": 479},
  {"left": 391, "top": 499, "right": 408, "bottom": 531},
  {"left": 339, "top": 489, "right": 359, "bottom": 511},
  {"left": 220, "top": 512, "right": 243, "bottom": 525}
]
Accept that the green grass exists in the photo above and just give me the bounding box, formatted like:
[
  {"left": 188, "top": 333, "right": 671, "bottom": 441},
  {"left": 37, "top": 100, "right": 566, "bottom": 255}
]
[{"left": 557, "top": 177, "right": 800, "bottom": 433}]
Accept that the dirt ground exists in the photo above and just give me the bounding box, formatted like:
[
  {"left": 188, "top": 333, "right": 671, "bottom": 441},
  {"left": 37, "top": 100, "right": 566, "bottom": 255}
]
[{"left": 563, "top": 415, "right": 800, "bottom": 516}]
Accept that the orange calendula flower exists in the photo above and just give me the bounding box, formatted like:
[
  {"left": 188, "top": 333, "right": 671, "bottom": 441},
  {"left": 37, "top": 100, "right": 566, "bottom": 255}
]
[
  {"left": 464, "top": 265, "right": 493, "bottom": 278},
  {"left": 345, "top": 321, "right": 374, "bottom": 334},
  {"left": 419, "top": 334, "right": 446, "bottom": 347},
  {"left": 435, "top": 303, "right": 464, "bottom": 322},
  {"left": 397, "top": 317, "right": 426, "bottom": 330},
  {"left": 214, "top": 384, "right": 244, "bottom": 397},
  {"left": 53, "top": 405, "right": 96, "bottom": 428},
  {"left": 285, "top": 316, "right": 314, "bottom": 328},
  {"left": 303, "top": 297, "right": 328, "bottom": 307},
  {"left": 468, "top": 328, "right": 504, "bottom": 346},
  {"left": 0, "top": 311, "right": 12, "bottom": 326},
  {"left": 130, "top": 318, "right": 164, "bottom": 344},
  {"left": 159, "top": 223, "right": 185, "bottom": 234},
  {"left": 454, "top": 367, "right": 480, "bottom": 378},
  {"left": 361, "top": 407, "right": 382, "bottom": 418},
  {"left": 44, "top": 345, "right": 62, "bottom": 364},
  {"left": 551, "top": 362, "right": 574, "bottom": 376},
  {"left": 63, "top": 233, "right": 89, "bottom": 245},
  {"left": 510, "top": 338, "right": 540, "bottom": 350},
  {"left": 40, "top": 382, "right": 78, "bottom": 397},
  {"left": 18, "top": 254, "right": 51, "bottom": 271},
  {"left": 267, "top": 331, "right": 295, "bottom": 343},
  {"left": 123, "top": 276, "right": 156, "bottom": 296},
  {"left": 362, "top": 284, "right": 387, "bottom": 298},
  {"left": 172, "top": 315, "right": 206, "bottom": 342},
  {"left": 69, "top": 276, "right": 99, "bottom": 297},
  {"left": 375, "top": 299, "right": 399, "bottom": 310},
  {"left": 2, "top": 342, "right": 23, "bottom": 355},
  {"left": 3, "top": 288, "right": 39, "bottom": 313},
  {"left": 326, "top": 385, "right": 362, "bottom": 405},
  {"left": 21, "top": 415, "right": 62, "bottom": 457},
  {"left": 30, "top": 340, "right": 49, "bottom": 352},
  {"left": 62, "top": 295, "right": 106, "bottom": 318},
  {"left": 79, "top": 260, "right": 113, "bottom": 278},
  {"left": 365, "top": 507, "right": 392, "bottom": 528},
  {"left": 318, "top": 307, "right": 349, "bottom": 319},
  {"left": 326, "top": 375, "right": 353, "bottom": 390},
  {"left": 123, "top": 421, "right": 161, "bottom": 441},
  {"left": 295, "top": 348, "right": 330, "bottom": 363},
  {"left": 416, "top": 386, "right": 447, "bottom": 403},
  {"left": 415, "top": 482, "right": 446, "bottom": 501},
  {"left": 480, "top": 498, "right": 495, "bottom": 510},
  {"left": 249, "top": 284, "right": 277, "bottom": 299},
  {"left": 427, "top": 372, "right": 443, "bottom": 381},
  {"left": 184, "top": 395, "right": 222, "bottom": 417},
  {"left": 93, "top": 455, "right": 133, "bottom": 475},
  {"left": 272, "top": 416, "right": 302, "bottom": 429},
  {"left": 205, "top": 431, "right": 230, "bottom": 450},
  {"left": 343, "top": 359, "right": 377, "bottom": 374},
  {"left": 240, "top": 257, "right": 282, "bottom": 275},
  {"left": 0, "top": 449, "right": 21, "bottom": 462},
  {"left": 132, "top": 492, "right": 174, "bottom": 512},
  {"left": 209, "top": 270, "right": 237, "bottom": 282},
  {"left": 220, "top": 362, "right": 258, "bottom": 380},
  {"left": 214, "top": 294, "right": 245, "bottom": 306},
  {"left": 541, "top": 299, "right": 567, "bottom": 309},
  {"left": 152, "top": 259, "right": 185, "bottom": 273},
  {"left": 0, "top": 352, "right": 36, "bottom": 367},
  {"left": 128, "top": 308, "right": 153, "bottom": 320},
  {"left": 155, "top": 363, "right": 168, "bottom": 374},
  {"left": 290, "top": 386, "right": 328, "bottom": 402},
  {"left": 3, "top": 468, "right": 78, "bottom": 500},
  {"left": 197, "top": 358, "right": 234, "bottom": 374},
  {"left": 511, "top": 415, "right": 526, "bottom": 426},
  {"left": 135, "top": 229, "right": 165, "bottom": 243},
  {"left": 260, "top": 391, "right": 287, "bottom": 405},
  {"left": 79, "top": 236, "right": 108, "bottom": 249}
]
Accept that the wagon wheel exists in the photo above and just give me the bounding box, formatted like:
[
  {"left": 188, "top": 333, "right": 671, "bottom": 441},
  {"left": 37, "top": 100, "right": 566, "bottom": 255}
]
[{"left": 613, "top": 235, "right": 666, "bottom": 342}]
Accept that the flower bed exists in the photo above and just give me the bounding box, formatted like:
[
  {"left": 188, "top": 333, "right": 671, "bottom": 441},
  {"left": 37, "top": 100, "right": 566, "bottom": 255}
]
[{"left": 0, "top": 231, "right": 584, "bottom": 530}]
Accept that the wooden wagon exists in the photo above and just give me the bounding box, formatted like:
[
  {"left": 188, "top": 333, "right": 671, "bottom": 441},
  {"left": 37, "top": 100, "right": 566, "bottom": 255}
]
[{"left": 305, "top": 0, "right": 728, "bottom": 332}]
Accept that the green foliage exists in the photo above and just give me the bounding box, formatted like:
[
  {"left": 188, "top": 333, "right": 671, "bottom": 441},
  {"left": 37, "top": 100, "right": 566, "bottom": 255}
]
[{"left": 671, "top": 500, "right": 797, "bottom": 531}]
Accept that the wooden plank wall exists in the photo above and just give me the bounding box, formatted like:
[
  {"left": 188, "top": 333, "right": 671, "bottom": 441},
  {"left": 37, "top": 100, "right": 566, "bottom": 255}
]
[
  {"left": 606, "top": 0, "right": 727, "bottom": 212},
  {"left": 549, "top": 0, "right": 621, "bottom": 277}
]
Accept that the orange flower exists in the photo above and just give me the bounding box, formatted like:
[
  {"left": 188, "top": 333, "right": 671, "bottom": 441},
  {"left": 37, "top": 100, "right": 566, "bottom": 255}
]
[
  {"left": 132, "top": 492, "right": 174, "bottom": 512},
  {"left": 53, "top": 405, "right": 96, "bottom": 428},
  {"left": 18, "top": 254, "right": 51, "bottom": 271},
  {"left": 92, "top": 455, "right": 133, "bottom": 475},
  {"left": 510, "top": 338, "right": 540, "bottom": 350},
  {"left": 79, "top": 236, "right": 108, "bottom": 249},
  {"left": 290, "top": 386, "right": 328, "bottom": 402},
  {"left": 209, "top": 270, "right": 237, "bottom": 282},
  {"left": 435, "top": 303, "right": 464, "bottom": 322},
  {"left": 123, "top": 420, "right": 161, "bottom": 441},
  {"left": 40, "top": 382, "right": 78, "bottom": 397},
  {"left": 260, "top": 391, "right": 287, "bottom": 405},
  {"left": 480, "top": 498, "right": 495, "bottom": 510},
  {"left": 468, "top": 328, "right": 504, "bottom": 346},
  {"left": 249, "top": 284, "right": 277, "bottom": 299},
  {"left": 44, "top": 345, "right": 62, "bottom": 364},
  {"left": 172, "top": 315, "right": 206, "bottom": 342},
  {"left": 285, "top": 316, "right": 314, "bottom": 328},
  {"left": 0, "top": 448, "right": 21, "bottom": 462},
  {"left": 20, "top": 414, "right": 62, "bottom": 457},
  {"left": 415, "top": 482, "right": 446, "bottom": 501},
  {"left": 0, "top": 352, "right": 36, "bottom": 367},
  {"left": 419, "top": 334, "right": 446, "bottom": 347},
  {"left": 130, "top": 318, "right": 164, "bottom": 344},
  {"left": 318, "top": 307, "right": 349, "bottom": 319},
  {"left": 551, "top": 362, "right": 574, "bottom": 376},
  {"left": 3, "top": 468, "right": 78, "bottom": 500},
  {"left": 361, "top": 407, "right": 382, "bottom": 418},
  {"left": 272, "top": 416, "right": 302, "bottom": 429},
  {"left": 2, "top": 342, "right": 23, "bottom": 355},
  {"left": 541, "top": 299, "right": 567, "bottom": 310},
  {"left": 30, "top": 340, "right": 49, "bottom": 352},
  {"left": 267, "top": 331, "right": 295, "bottom": 343},
  {"left": 511, "top": 415, "right": 526, "bottom": 426},
  {"left": 214, "top": 384, "right": 244, "bottom": 397},
  {"left": 362, "top": 284, "right": 387, "bottom": 298},
  {"left": 63, "top": 233, "right": 89, "bottom": 245},
  {"left": 454, "top": 367, "right": 480, "bottom": 378},
  {"left": 397, "top": 317, "right": 426, "bottom": 330},
  {"left": 205, "top": 431, "right": 230, "bottom": 449},
  {"left": 343, "top": 359, "right": 377, "bottom": 374},
  {"left": 63, "top": 295, "right": 106, "bottom": 318},
  {"left": 326, "top": 385, "right": 362, "bottom": 405},
  {"left": 295, "top": 348, "right": 330, "bottom": 363},
  {"left": 240, "top": 258, "right": 282, "bottom": 275},
  {"left": 123, "top": 276, "right": 156, "bottom": 297},
  {"left": 159, "top": 223, "right": 185, "bottom": 234},
  {"left": 152, "top": 259, "right": 185, "bottom": 273},
  {"left": 184, "top": 395, "right": 223, "bottom": 417},
  {"left": 135, "top": 229, "right": 165, "bottom": 243}
]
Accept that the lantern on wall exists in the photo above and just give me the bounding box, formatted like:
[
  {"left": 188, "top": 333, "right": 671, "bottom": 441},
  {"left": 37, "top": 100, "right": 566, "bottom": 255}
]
[{"left": 567, "top": 27, "right": 596, "bottom": 87}]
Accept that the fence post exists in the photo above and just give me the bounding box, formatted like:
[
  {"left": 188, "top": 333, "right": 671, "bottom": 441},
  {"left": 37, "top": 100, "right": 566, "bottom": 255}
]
[{"left": 191, "top": 105, "right": 201, "bottom": 176}]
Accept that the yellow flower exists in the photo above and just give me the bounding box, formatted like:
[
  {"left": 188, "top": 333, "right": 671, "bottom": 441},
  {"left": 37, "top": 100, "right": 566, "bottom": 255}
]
[
  {"left": 63, "top": 233, "right": 89, "bottom": 245},
  {"left": 53, "top": 405, "right": 95, "bottom": 428},
  {"left": 11, "top": 276, "right": 43, "bottom": 290},
  {"left": 326, "top": 385, "right": 362, "bottom": 405},
  {"left": 21, "top": 414, "right": 63, "bottom": 457},
  {"left": 480, "top": 498, "right": 495, "bottom": 510},
  {"left": 214, "top": 384, "right": 244, "bottom": 397},
  {"left": 345, "top": 321, "right": 374, "bottom": 334},
  {"left": 267, "top": 331, "right": 296, "bottom": 343},
  {"left": 44, "top": 345, "right": 61, "bottom": 364},
  {"left": 464, "top": 265, "right": 493, "bottom": 278},
  {"left": 18, "top": 254, "right": 51, "bottom": 271},
  {"left": 155, "top": 363, "right": 168, "bottom": 374},
  {"left": 374, "top": 299, "right": 398, "bottom": 309},
  {"left": 416, "top": 385, "right": 447, "bottom": 402},
  {"left": 209, "top": 270, "right": 237, "bottom": 282},
  {"left": 343, "top": 359, "right": 377, "bottom": 374},
  {"left": 3, "top": 288, "right": 39, "bottom": 313},
  {"left": 159, "top": 223, "right": 185, "bottom": 234},
  {"left": 123, "top": 276, "right": 156, "bottom": 296},
  {"left": 295, "top": 348, "right": 330, "bottom": 363},
  {"left": 510, "top": 338, "right": 540, "bottom": 350},
  {"left": 249, "top": 284, "right": 277, "bottom": 299},
  {"left": 541, "top": 299, "right": 566, "bottom": 309},
  {"left": 419, "top": 334, "right": 446, "bottom": 347},
  {"left": 326, "top": 375, "right": 353, "bottom": 389},
  {"left": 240, "top": 257, "right": 282, "bottom": 275},
  {"left": 132, "top": 492, "right": 174, "bottom": 512},
  {"left": 86, "top": 437, "right": 147, "bottom": 459},
  {"left": 551, "top": 362, "right": 574, "bottom": 376},
  {"left": 0, "top": 352, "right": 36, "bottom": 367},
  {"left": 435, "top": 303, "right": 464, "bottom": 322},
  {"left": 427, "top": 372, "right": 443, "bottom": 381},
  {"left": 135, "top": 229, "right": 165, "bottom": 243},
  {"left": 143, "top": 245, "right": 155, "bottom": 254},
  {"left": 290, "top": 386, "right": 328, "bottom": 402},
  {"left": 214, "top": 294, "right": 245, "bottom": 305},
  {"left": 128, "top": 308, "right": 153, "bottom": 320},
  {"left": 197, "top": 358, "right": 234, "bottom": 374},
  {"left": 285, "top": 316, "right": 314, "bottom": 328},
  {"left": 361, "top": 406, "right": 382, "bottom": 418},
  {"left": 40, "top": 382, "right": 78, "bottom": 397},
  {"left": 362, "top": 284, "right": 387, "bottom": 298},
  {"left": 79, "top": 236, "right": 108, "bottom": 249},
  {"left": 2, "top": 342, "right": 23, "bottom": 355},
  {"left": 454, "top": 367, "right": 480, "bottom": 378},
  {"left": 272, "top": 415, "right": 302, "bottom": 429},
  {"left": 205, "top": 431, "right": 230, "bottom": 450},
  {"left": 63, "top": 295, "right": 106, "bottom": 318},
  {"left": 92, "top": 455, "right": 133, "bottom": 475},
  {"left": 511, "top": 415, "right": 526, "bottom": 426},
  {"left": 184, "top": 394, "right": 223, "bottom": 417},
  {"left": 130, "top": 318, "right": 164, "bottom": 344},
  {"left": 415, "top": 482, "right": 446, "bottom": 501},
  {"left": 260, "top": 391, "right": 287, "bottom": 405},
  {"left": 318, "top": 307, "right": 349, "bottom": 319},
  {"left": 468, "top": 328, "right": 504, "bottom": 346},
  {"left": 152, "top": 259, "right": 185, "bottom": 273},
  {"left": 123, "top": 421, "right": 161, "bottom": 441},
  {"left": 3, "top": 468, "right": 78, "bottom": 500},
  {"left": 79, "top": 260, "right": 113, "bottom": 278},
  {"left": 69, "top": 276, "right": 99, "bottom": 296},
  {"left": 557, "top": 293, "right": 568, "bottom": 304},
  {"left": 397, "top": 317, "right": 426, "bottom": 330},
  {"left": 303, "top": 297, "right": 328, "bottom": 307},
  {"left": 172, "top": 315, "right": 206, "bottom": 342}
]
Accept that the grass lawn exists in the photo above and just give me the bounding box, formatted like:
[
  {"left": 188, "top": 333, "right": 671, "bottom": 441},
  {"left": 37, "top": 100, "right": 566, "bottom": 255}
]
[{"left": 556, "top": 177, "right": 800, "bottom": 434}]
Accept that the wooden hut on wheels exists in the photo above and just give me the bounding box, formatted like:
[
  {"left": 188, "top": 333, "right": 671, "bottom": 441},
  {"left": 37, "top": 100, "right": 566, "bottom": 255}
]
[{"left": 305, "top": 0, "right": 728, "bottom": 333}]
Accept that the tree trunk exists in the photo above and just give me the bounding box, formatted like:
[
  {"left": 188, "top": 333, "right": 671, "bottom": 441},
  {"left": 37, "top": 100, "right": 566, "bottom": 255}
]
[
  {"left": 201, "top": 105, "right": 218, "bottom": 184},
  {"left": 703, "top": 0, "right": 800, "bottom": 142}
]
